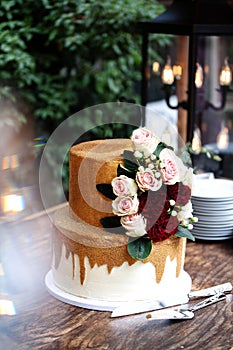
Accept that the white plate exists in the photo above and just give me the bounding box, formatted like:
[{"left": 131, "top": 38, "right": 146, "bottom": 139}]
[
  {"left": 192, "top": 204, "right": 233, "bottom": 215},
  {"left": 192, "top": 179, "right": 233, "bottom": 199},
  {"left": 193, "top": 233, "right": 233, "bottom": 241},
  {"left": 192, "top": 197, "right": 233, "bottom": 204},
  {"left": 193, "top": 207, "right": 233, "bottom": 214},
  {"left": 193, "top": 230, "right": 233, "bottom": 237},
  {"left": 192, "top": 231, "right": 233, "bottom": 237},
  {"left": 194, "top": 222, "right": 233, "bottom": 229},
  {"left": 193, "top": 203, "right": 233, "bottom": 209},
  {"left": 193, "top": 214, "right": 233, "bottom": 222},
  {"left": 192, "top": 200, "right": 233, "bottom": 207},
  {"left": 192, "top": 227, "right": 233, "bottom": 234},
  {"left": 193, "top": 217, "right": 233, "bottom": 224},
  {"left": 193, "top": 226, "right": 233, "bottom": 233},
  {"left": 192, "top": 199, "right": 233, "bottom": 205},
  {"left": 194, "top": 214, "right": 233, "bottom": 221}
]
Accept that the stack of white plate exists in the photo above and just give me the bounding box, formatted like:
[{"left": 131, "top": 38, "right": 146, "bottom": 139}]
[{"left": 191, "top": 178, "right": 233, "bottom": 241}]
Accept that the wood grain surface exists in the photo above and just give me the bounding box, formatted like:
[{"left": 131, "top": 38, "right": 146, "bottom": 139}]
[{"left": 0, "top": 211, "right": 232, "bottom": 350}]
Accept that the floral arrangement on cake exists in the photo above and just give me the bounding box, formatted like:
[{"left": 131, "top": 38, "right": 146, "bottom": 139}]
[{"left": 97, "top": 127, "right": 198, "bottom": 260}]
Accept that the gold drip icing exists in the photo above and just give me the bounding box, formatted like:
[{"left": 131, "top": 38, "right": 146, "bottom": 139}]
[
  {"left": 52, "top": 228, "right": 135, "bottom": 285},
  {"left": 72, "top": 253, "right": 75, "bottom": 280},
  {"left": 143, "top": 237, "right": 185, "bottom": 282},
  {"left": 52, "top": 213, "right": 186, "bottom": 285}
]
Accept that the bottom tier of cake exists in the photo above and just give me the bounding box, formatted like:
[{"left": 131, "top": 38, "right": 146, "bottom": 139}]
[{"left": 51, "top": 206, "right": 192, "bottom": 304}]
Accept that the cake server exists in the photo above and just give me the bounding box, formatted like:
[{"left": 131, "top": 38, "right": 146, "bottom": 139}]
[
  {"left": 188, "top": 282, "right": 232, "bottom": 299},
  {"left": 146, "top": 292, "right": 226, "bottom": 320},
  {"left": 111, "top": 282, "right": 232, "bottom": 318}
]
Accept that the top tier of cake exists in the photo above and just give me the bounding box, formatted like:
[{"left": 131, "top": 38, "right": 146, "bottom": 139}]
[{"left": 69, "top": 139, "right": 133, "bottom": 227}]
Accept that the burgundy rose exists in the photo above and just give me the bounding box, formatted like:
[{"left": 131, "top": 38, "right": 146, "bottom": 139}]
[
  {"left": 147, "top": 207, "right": 179, "bottom": 242},
  {"left": 138, "top": 185, "right": 179, "bottom": 242},
  {"left": 138, "top": 185, "right": 167, "bottom": 228},
  {"left": 167, "top": 182, "right": 191, "bottom": 206}
]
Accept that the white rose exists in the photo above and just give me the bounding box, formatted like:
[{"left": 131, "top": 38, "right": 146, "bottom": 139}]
[
  {"left": 111, "top": 175, "right": 137, "bottom": 197},
  {"left": 131, "top": 127, "right": 160, "bottom": 157},
  {"left": 112, "top": 195, "right": 139, "bottom": 216},
  {"left": 136, "top": 168, "right": 162, "bottom": 192},
  {"left": 177, "top": 200, "right": 193, "bottom": 222},
  {"left": 121, "top": 214, "right": 147, "bottom": 237},
  {"left": 182, "top": 166, "right": 194, "bottom": 189}
]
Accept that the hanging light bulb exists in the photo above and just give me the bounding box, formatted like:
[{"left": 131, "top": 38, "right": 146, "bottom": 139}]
[
  {"left": 161, "top": 56, "right": 174, "bottom": 85},
  {"left": 217, "top": 123, "right": 229, "bottom": 150},
  {"left": 191, "top": 126, "right": 202, "bottom": 154},
  {"left": 195, "top": 63, "right": 204, "bottom": 88},
  {"left": 152, "top": 61, "right": 160, "bottom": 73},
  {"left": 172, "top": 65, "right": 182, "bottom": 80},
  {"left": 219, "top": 57, "right": 232, "bottom": 86}
]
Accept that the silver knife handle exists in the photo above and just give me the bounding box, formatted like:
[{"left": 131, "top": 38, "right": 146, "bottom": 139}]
[
  {"left": 188, "top": 282, "right": 232, "bottom": 299},
  {"left": 188, "top": 293, "right": 226, "bottom": 312}
]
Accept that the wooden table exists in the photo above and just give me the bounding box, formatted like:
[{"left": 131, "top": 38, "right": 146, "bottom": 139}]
[{"left": 0, "top": 208, "right": 233, "bottom": 350}]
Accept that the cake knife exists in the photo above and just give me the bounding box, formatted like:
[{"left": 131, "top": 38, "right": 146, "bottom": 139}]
[
  {"left": 111, "top": 282, "right": 232, "bottom": 318},
  {"left": 146, "top": 292, "right": 227, "bottom": 320}
]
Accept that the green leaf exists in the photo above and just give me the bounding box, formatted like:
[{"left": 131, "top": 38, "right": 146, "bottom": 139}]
[
  {"left": 127, "top": 237, "right": 152, "bottom": 260},
  {"left": 96, "top": 184, "right": 116, "bottom": 200},
  {"left": 123, "top": 150, "right": 138, "bottom": 172},
  {"left": 175, "top": 226, "right": 195, "bottom": 241},
  {"left": 213, "top": 155, "right": 222, "bottom": 162},
  {"left": 154, "top": 142, "right": 174, "bottom": 158},
  {"left": 117, "top": 164, "right": 136, "bottom": 179},
  {"left": 100, "top": 216, "right": 121, "bottom": 228},
  {"left": 100, "top": 216, "right": 126, "bottom": 235}
]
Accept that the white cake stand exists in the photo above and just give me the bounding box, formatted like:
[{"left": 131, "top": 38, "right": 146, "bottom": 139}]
[{"left": 45, "top": 270, "right": 192, "bottom": 312}]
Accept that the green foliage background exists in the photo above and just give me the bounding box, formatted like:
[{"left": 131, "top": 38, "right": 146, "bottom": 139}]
[
  {"left": 0, "top": 0, "right": 173, "bottom": 198},
  {"left": 0, "top": 0, "right": 167, "bottom": 136}
]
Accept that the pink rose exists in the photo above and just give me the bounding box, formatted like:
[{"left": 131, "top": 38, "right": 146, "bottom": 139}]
[
  {"left": 136, "top": 168, "right": 162, "bottom": 192},
  {"left": 131, "top": 127, "right": 159, "bottom": 156},
  {"left": 112, "top": 195, "right": 139, "bottom": 216},
  {"left": 111, "top": 175, "right": 137, "bottom": 197},
  {"left": 159, "top": 148, "right": 181, "bottom": 185},
  {"left": 121, "top": 214, "right": 147, "bottom": 237}
]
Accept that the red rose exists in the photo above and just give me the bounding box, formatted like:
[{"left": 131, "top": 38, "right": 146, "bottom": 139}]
[
  {"left": 147, "top": 207, "right": 179, "bottom": 242},
  {"left": 138, "top": 185, "right": 167, "bottom": 229},
  {"left": 138, "top": 185, "right": 179, "bottom": 242},
  {"left": 167, "top": 182, "right": 191, "bottom": 206}
]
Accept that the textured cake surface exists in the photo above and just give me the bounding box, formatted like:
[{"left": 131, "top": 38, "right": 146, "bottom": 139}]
[{"left": 69, "top": 139, "right": 132, "bottom": 227}]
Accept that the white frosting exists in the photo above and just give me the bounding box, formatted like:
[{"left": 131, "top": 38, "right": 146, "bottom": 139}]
[{"left": 52, "top": 244, "right": 191, "bottom": 302}]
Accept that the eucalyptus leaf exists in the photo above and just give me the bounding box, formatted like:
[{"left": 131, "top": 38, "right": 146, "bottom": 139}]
[
  {"left": 96, "top": 184, "right": 116, "bottom": 200},
  {"left": 154, "top": 142, "right": 166, "bottom": 158},
  {"left": 175, "top": 226, "right": 195, "bottom": 241},
  {"left": 100, "top": 216, "right": 121, "bottom": 228},
  {"left": 123, "top": 150, "right": 138, "bottom": 172},
  {"left": 117, "top": 164, "right": 136, "bottom": 179},
  {"left": 127, "top": 237, "right": 152, "bottom": 260},
  {"left": 154, "top": 142, "right": 174, "bottom": 158},
  {"left": 100, "top": 216, "right": 126, "bottom": 235}
]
